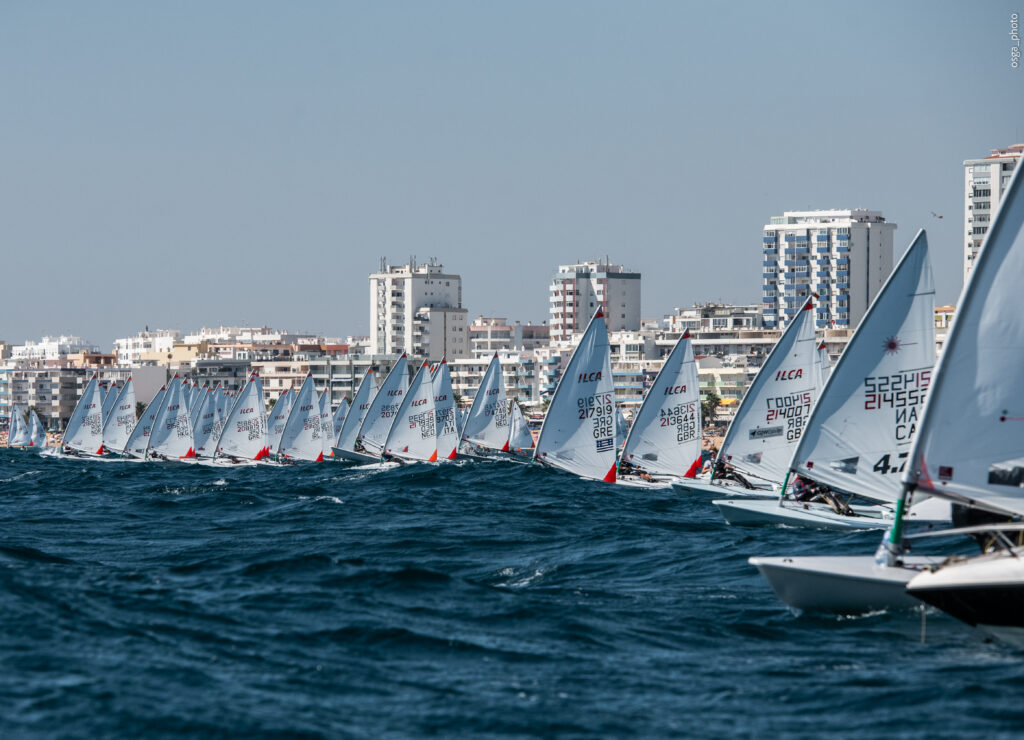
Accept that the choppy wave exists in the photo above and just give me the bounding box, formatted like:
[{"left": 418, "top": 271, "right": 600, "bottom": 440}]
[{"left": 0, "top": 448, "right": 1022, "bottom": 737}]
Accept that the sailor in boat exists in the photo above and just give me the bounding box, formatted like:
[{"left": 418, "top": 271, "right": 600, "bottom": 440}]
[
  {"left": 790, "top": 475, "right": 852, "bottom": 516},
  {"left": 617, "top": 458, "right": 654, "bottom": 483},
  {"left": 61, "top": 444, "right": 79, "bottom": 457},
  {"left": 712, "top": 459, "right": 756, "bottom": 490}
]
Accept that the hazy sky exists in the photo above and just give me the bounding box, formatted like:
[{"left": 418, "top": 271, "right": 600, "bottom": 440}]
[{"left": 2, "top": 1, "right": 1022, "bottom": 348}]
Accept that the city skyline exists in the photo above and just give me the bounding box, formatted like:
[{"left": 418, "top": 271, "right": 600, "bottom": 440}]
[{"left": 1, "top": 1, "right": 1022, "bottom": 348}]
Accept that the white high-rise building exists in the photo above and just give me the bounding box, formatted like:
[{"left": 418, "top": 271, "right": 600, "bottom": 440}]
[
  {"left": 369, "top": 258, "right": 468, "bottom": 359},
  {"left": 762, "top": 210, "right": 895, "bottom": 330},
  {"left": 963, "top": 144, "right": 1023, "bottom": 282},
  {"left": 548, "top": 260, "right": 641, "bottom": 342}
]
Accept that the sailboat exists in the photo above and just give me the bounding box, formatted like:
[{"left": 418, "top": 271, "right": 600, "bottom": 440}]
[
  {"left": 215, "top": 372, "right": 270, "bottom": 462},
  {"left": 383, "top": 361, "right": 440, "bottom": 462},
  {"left": 333, "top": 370, "right": 379, "bottom": 462},
  {"left": 100, "top": 377, "right": 137, "bottom": 456},
  {"left": 673, "top": 296, "right": 821, "bottom": 497},
  {"left": 752, "top": 166, "right": 1024, "bottom": 615},
  {"left": 7, "top": 405, "right": 31, "bottom": 447},
  {"left": 28, "top": 409, "right": 46, "bottom": 448},
  {"left": 355, "top": 355, "right": 409, "bottom": 460},
  {"left": 328, "top": 397, "right": 349, "bottom": 458},
  {"left": 508, "top": 401, "right": 534, "bottom": 454},
  {"left": 148, "top": 375, "right": 196, "bottom": 460},
  {"left": 267, "top": 388, "right": 293, "bottom": 457},
  {"left": 534, "top": 309, "right": 618, "bottom": 483},
  {"left": 618, "top": 330, "right": 702, "bottom": 485},
  {"left": 432, "top": 359, "right": 460, "bottom": 461},
  {"left": 61, "top": 375, "right": 105, "bottom": 456},
  {"left": 193, "top": 387, "right": 224, "bottom": 458},
  {"left": 277, "top": 374, "right": 324, "bottom": 462},
  {"left": 124, "top": 387, "right": 167, "bottom": 460},
  {"left": 721, "top": 230, "right": 950, "bottom": 530},
  {"left": 460, "top": 353, "right": 512, "bottom": 455},
  {"left": 902, "top": 162, "right": 1024, "bottom": 643},
  {"left": 318, "top": 390, "right": 333, "bottom": 462}
]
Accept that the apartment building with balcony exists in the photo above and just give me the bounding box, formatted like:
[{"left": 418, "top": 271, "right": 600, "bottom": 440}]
[
  {"left": 762, "top": 209, "right": 894, "bottom": 330},
  {"left": 548, "top": 260, "right": 641, "bottom": 342},
  {"left": 963, "top": 144, "right": 1023, "bottom": 281}
]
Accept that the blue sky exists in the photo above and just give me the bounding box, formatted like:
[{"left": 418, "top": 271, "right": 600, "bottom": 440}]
[{"left": 1, "top": 1, "right": 1021, "bottom": 348}]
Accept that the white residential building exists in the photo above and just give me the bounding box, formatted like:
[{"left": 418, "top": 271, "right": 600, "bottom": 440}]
[
  {"left": 369, "top": 258, "right": 467, "bottom": 358},
  {"left": 762, "top": 210, "right": 895, "bottom": 330},
  {"left": 963, "top": 144, "right": 1023, "bottom": 281},
  {"left": 11, "top": 336, "right": 97, "bottom": 361},
  {"left": 548, "top": 260, "right": 641, "bottom": 342},
  {"left": 114, "top": 329, "right": 181, "bottom": 365}
]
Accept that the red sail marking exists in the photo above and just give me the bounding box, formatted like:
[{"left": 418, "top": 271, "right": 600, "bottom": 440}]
[
  {"left": 683, "top": 457, "right": 702, "bottom": 479},
  {"left": 447, "top": 448, "right": 457, "bottom": 460},
  {"left": 428, "top": 450, "right": 438, "bottom": 462},
  {"left": 603, "top": 463, "right": 616, "bottom": 483},
  {"left": 181, "top": 447, "right": 196, "bottom": 459},
  {"left": 501, "top": 440, "right": 510, "bottom": 453},
  {"left": 315, "top": 451, "right": 324, "bottom": 462}
]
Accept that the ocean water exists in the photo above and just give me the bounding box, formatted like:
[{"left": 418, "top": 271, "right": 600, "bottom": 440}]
[{"left": 1, "top": 449, "right": 1022, "bottom": 738}]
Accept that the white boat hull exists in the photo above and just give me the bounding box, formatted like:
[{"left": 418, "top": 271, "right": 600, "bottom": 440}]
[
  {"left": 715, "top": 497, "right": 951, "bottom": 531},
  {"left": 750, "top": 555, "right": 945, "bottom": 613},
  {"left": 331, "top": 447, "right": 378, "bottom": 463},
  {"left": 907, "top": 552, "right": 1024, "bottom": 645},
  {"left": 670, "top": 477, "right": 777, "bottom": 498}
]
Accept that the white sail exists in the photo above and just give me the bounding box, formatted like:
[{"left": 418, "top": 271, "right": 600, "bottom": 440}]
[
  {"left": 336, "top": 372, "right": 378, "bottom": 453},
  {"left": 615, "top": 406, "right": 629, "bottom": 441},
  {"left": 267, "top": 388, "right": 293, "bottom": 456},
  {"left": 102, "top": 382, "right": 120, "bottom": 424},
  {"left": 904, "top": 163, "right": 1024, "bottom": 515},
  {"left": 534, "top": 309, "right": 618, "bottom": 482},
  {"left": 461, "top": 354, "right": 511, "bottom": 452},
  {"left": 383, "top": 361, "right": 438, "bottom": 461},
  {"left": 621, "top": 331, "right": 703, "bottom": 478},
  {"left": 319, "top": 390, "right": 333, "bottom": 461},
  {"left": 508, "top": 401, "right": 534, "bottom": 452},
  {"left": 332, "top": 398, "right": 349, "bottom": 443},
  {"left": 791, "top": 231, "right": 935, "bottom": 504},
  {"left": 433, "top": 359, "right": 460, "bottom": 461},
  {"left": 816, "top": 342, "right": 832, "bottom": 386},
  {"left": 192, "top": 388, "right": 221, "bottom": 458},
  {"left": 278, "top": 375, "right": 323, "bottom": 462},
  {"left": 189, "top": 385, "right": 208, "bottom": 429},
  {"left": 125, "top": 387, "right": 166, "bottom": 459},
  {"left": 101, "top": 377, "right": 137, "bottom": 454},
  {"left": 202, "top": 387, "right": 230, "bottom": 456},
  {"left": 29, "top": 410, "right": 46, "bottom": 448},
  {"left": 718, "top": 297, "right": 819, "bottom": 484},
  {"left": 216, "top": 373, "right": 270, "bottom": 461},
  {"left": 62, "top": 376, "right": 105, "bottom": 454},
  {"left": 149, "top": 376, "right": 196, "bottom": 459},
  {"left": 8, "top": 405, "right": 31, "bottom": 446},
  {"left": 358, "top": 355, "right": 409, "bottom": 456}
]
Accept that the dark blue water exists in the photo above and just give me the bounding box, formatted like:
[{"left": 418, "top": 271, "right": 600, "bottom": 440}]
[{"left": 1, "top": 449, "right": 1022, "bottom": 738}]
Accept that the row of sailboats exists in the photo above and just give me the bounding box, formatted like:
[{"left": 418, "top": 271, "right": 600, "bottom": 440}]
[
  {"left": 5, "top": 404, "right": 46, "bottom": 448},
  {"left": 749, "top": 151, "right": 1024, "bottom": 637},
  {"left": 57, "top": 353, "right": 536, "bottom": 466}
]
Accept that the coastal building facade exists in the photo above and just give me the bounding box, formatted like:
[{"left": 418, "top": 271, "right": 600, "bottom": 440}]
[
  {"left": 963, "top": 144, "right": 1023, "bottom": 281},
  {"left": 762, "top": 209, "right": 895, "bottom": 330},
  {"left": 548, "top": 260, "right": 641, "bottom": 342}
]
